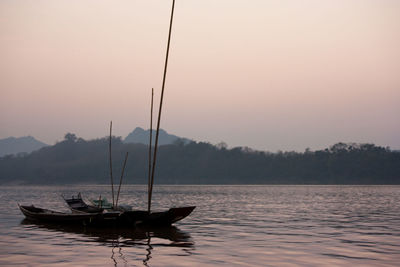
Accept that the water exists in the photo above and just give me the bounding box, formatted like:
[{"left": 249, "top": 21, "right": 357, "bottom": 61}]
[{"left": 0, "top": 185, "right": 399, "bottom": 266}]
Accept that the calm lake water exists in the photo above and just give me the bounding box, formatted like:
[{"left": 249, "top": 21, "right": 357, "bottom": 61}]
[{"left": 0, "top": 185, "right": 399, "bottom": 266}]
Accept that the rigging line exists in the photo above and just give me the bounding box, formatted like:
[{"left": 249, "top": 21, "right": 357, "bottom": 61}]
[{"left": 116, "top": 152, "right": 129, "bottom": 207}]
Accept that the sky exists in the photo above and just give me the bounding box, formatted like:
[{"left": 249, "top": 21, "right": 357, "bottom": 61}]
[{"left": 1, "top": 0, "right": 399, "bottom": 152}]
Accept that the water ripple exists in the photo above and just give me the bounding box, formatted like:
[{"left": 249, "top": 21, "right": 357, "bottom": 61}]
[{"left": 0, "top": 185, "right": 399, "bottom": 266}]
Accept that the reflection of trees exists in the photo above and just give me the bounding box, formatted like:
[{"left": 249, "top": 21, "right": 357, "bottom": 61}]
[{"left": 21, "top": 219, "right": 194, "bottom": 266}]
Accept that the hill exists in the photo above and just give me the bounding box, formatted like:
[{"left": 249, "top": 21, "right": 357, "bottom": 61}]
[
  {"left": 0, "top": 134, "right": 399, "bottom": 185},
  {"left": 0, "top": 136, "right": 48, "bottom": 157},
  {"left": 124, "top": 127, "right": 190, "bottom": 145}
]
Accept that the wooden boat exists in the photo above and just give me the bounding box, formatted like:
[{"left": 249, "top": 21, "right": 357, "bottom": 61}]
[
  {"left": 63, "top": 193, "right": 104, "bottom": 213},
  {"left": 18, "top": 204, "right": 116, "bottom": 225},
  {"left": 63, "top": 194, "right": 195, "bottom": 226},
  {"left": 20, "top": 203, "right": 195, "bottom": 227}
]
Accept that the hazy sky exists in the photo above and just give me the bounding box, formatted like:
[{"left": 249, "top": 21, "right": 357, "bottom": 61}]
[{"left": 1, "top": 0, "right": 399, "bottom": 151}]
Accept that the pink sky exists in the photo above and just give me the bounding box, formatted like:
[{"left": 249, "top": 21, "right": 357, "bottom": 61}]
[{"left": 1, "top": 0, "right": 399, "bottom": 151}]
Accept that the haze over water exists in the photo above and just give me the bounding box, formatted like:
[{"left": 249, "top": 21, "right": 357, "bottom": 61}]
[{"left": 1, "top": 185, "right": 399, "bottom": 266}]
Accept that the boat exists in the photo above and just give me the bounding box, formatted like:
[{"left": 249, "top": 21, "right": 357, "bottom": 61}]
[
  {"left": 18, "top": 204, "right": 117, "bottom": 226},
  {"left": 62, "top": 193, "right": 104, "bottom": 213},
  {"left": 20, "top": 203, "right": 195, "bottom": 227},
  {"left": 63, "top": 194, "right": 195, "bottom": 226}
]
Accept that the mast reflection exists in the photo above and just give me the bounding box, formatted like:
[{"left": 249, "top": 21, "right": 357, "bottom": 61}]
[{"left": 21, "top": 219, "right": 194, "bottom": 266}]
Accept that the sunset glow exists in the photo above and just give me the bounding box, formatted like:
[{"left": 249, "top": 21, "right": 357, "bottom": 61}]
[{"left": 1, "top": 0, "right": 399, "bottom": 151}]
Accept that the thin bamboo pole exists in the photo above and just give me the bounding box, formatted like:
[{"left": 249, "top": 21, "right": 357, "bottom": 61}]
[
  {"left": 116, "top": 152, "right": 129, "bottom": 207},
  {"left": 98, "top": 195, "right": 102, "bottom": 208},
  {"left": 148, "top": 0, "right": 176, "bottom": 213},
  {"left": 109, "top": 121, "right": 115, "bottom": 208},
  {"left": 147, "top": 88, "right": 154, "bottom": 212}
]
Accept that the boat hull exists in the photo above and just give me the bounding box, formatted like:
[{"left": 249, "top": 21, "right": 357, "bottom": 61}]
[
  {"left": 120, "top": 206, "right": 196, "bottom": 226},
  {"left": 19, "top": 204, "right": 195, "bottom": 227},
  {"left": 18, "top": 205, "right": 111, "bottom": 225}
]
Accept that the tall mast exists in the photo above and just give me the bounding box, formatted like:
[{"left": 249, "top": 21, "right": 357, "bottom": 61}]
[
  {"left": 147, "top": 88, "right": 154, "bottom": 211},
  {"left": 148, "top": 0, "right": 176, "bottom": 213},
  {"left": 109, "top": 121, "right": 115, "bottom": 208}
]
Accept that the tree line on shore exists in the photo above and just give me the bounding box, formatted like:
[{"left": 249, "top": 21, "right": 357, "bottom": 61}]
[{"left": 0, "top": 133, "right": 399, "bottom": 185}]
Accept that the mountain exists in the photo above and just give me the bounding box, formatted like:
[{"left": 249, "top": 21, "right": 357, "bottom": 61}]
[
  {"left": 0, "top": 136, "right": 48, "bottom": 157},
  {"left": 124, "top": 127, "right": 191, "bottom": 145}
]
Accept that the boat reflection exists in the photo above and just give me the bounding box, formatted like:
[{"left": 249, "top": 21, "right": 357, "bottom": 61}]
[{"left": 21, "top": 219, "right": 194, "bottom": 266}]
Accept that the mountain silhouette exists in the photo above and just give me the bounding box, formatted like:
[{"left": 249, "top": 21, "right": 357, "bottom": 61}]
[
  {"left": 0, "top": 136, "right": 48, "bottom": 157},
  {"left": 124, "top": 127, "right": 190, "bottom": 145}
]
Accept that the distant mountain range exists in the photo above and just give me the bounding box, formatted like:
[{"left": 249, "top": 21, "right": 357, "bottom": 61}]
[
  {"left": 0, "top": 136, "right": 48, "bottom": 157},
  {"left": 124, "top": 127, "right": 191, "bottom": 145},
  {"left": 0, "top": 128, "right": 189, "bottom": 157}
]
